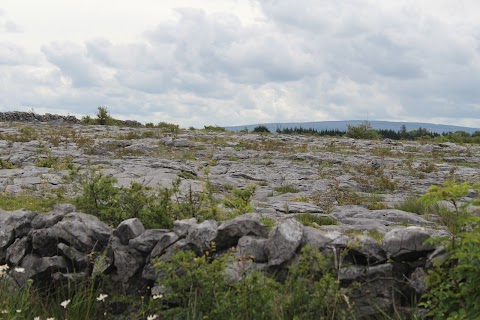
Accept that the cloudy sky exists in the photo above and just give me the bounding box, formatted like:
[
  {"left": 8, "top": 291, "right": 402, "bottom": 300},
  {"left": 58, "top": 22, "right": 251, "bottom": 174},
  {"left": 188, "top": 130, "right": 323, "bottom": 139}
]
[{"left": 1, "top": 0, "right": 480, "bottom": 128}]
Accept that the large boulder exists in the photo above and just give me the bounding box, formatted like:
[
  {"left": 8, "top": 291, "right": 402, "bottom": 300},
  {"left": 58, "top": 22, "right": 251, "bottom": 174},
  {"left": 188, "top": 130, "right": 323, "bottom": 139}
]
[
  {"left": 347, "top": 235, "right": 386, "bottom": 265},
  {"left": 330, "top": 206, "right": 435, "bottom": 227},
  {"left": 265, "top": 219, "right": 304, "bottom": 266},
  {"left": 150, "top": 232, "right": 180, "bottom": 257},
  {"left": 339, "top": 263, "right": 410, "bottom": 318},
  {"left": 21, "top": 254, "right": 69, "bottom": 282},
  {"left": 0, "top": 209, "right": 37, "bottom": 263},
  {"left": 114, "top": 218, "right": 145, "bottom": 245},
  {"left": 215, "top": 213, "right": 268, "bottom": 250},
  {"left": 235, "top": 236, "right": 268, "bottom": 263},
  {"left": 382, "top": 227, "right": 437, "bottom": 261},
  {"left": 186, "top": 220, "right": 219, "bottom": 253},
  {"left": 31, "top": 212, "right": 112, "bottom": 256},
  {"left": 6, "top": 237, "right": 30, "bottom": 265},
  {"left": 129, "top": 229, "right": 170, "bottom": 253},
  {"left": 173, "top": 218, "right": 197, "bottom": 238},
  {"left": 109, "top": 236, "right": 147, "bottom": 294}
]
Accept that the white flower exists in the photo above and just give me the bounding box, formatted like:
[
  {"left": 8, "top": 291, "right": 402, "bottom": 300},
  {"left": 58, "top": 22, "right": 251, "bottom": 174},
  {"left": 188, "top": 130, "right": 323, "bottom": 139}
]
[
  {"left": 34, "top": 317, "right": 40, "bottom": 320},
  {"left": 147, "top": 315, "right": 158, "bottom": 320},
  {"left": 1, "top": 310, "right": 8, "bottom": 314},
  {"left": 60, "top": 299, "right": 71, "bottom": 308},
  {"left": 0, "top": 264, "right": 9, "bottom": 271},
  {"left": 152, "top": 294, "right": 163, "bottom": 300},
  {"left": 14, "top": 267, "right": 25, "bottom": 273},
  {"left": 16, "top": 309, "right": 21, "bottom": 313},
  {"left": 96, "top": 293, "right": 108, "bottom": 302},
  {"left": 46, "top": 318, "right": 55, "bottom": 320}
]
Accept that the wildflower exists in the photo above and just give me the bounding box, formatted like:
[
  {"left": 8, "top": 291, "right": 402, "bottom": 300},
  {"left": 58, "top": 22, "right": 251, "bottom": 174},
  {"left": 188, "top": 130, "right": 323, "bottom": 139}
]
[
  {"left": 147, "top": 315, "right": 158, "bottom": 320},
  {"left": 34, "top": 317, "right": 40, "bottom": 320},
  {"left": 16, "top": 309, "right": 21, "bottom": 313},
  {"left": 152, "top": 294, "right": 163, "bottom": 300},
  {"left": 96, "top": 294, "right": 108, "bottom": 302},
  {"left": 14, "top": 267, "right": 25, "bottom": 273},
  {"left": 46, "top": 318, "right": 55, "bottom": 320},
  {"left": 0, "top": 264, "right": 9, "bottom": 271},
  {"left": 1, "top": 310, "right": 8, "bottom": 314},
  {"left": 60, "top": 299, "right": 71, "bottom": 308}
]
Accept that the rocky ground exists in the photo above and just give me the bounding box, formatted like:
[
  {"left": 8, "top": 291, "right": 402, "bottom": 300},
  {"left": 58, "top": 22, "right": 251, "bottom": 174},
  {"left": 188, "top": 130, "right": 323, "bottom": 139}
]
[
  {"left": 1, "top": 120, "right": 480, "bottom": 318},
  {"left": 1, "top": 121, "right": 479, "bottom": 235}
]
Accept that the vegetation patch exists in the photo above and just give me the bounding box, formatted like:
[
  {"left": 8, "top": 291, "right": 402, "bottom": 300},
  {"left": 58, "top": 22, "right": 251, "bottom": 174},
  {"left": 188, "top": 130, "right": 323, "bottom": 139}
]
[{"left": 294, "top": 213, "right": 337, "bottom": 227}]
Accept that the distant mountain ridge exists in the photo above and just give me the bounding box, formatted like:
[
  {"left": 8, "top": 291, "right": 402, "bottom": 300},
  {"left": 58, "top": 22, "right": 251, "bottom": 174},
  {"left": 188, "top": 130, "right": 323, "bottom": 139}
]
[{"left": 225, "top": 120, "right": 480, "bottom": 134}]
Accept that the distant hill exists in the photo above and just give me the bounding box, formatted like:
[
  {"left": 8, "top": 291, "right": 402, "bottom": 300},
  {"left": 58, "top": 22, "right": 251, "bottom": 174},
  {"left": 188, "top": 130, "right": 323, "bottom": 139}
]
[{"left": 225, "top": 120, "right": 480, "bottom": 134}]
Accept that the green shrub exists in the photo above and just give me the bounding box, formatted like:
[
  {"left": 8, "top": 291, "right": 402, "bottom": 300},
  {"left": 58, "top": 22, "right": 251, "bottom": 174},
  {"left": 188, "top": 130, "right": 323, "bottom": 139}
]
[
  {"left": 66, "top": 167, "right": 175, "bottom": 228},
  {"left": 252, "top": 125, "right": 270, "bottom": 133},
  {"left": 204, "top": 125, "right": 226, "bottom": 132},
  {"left": 420, "top": 218, "right": 480, "bottom": 319},
  {"left": 153, "top": 246, "right": 351, "bottom": 319},
  {"left": 346, "top": 121, "right": 380, "bottom": 140},
  {"left": 223, "top": 184, "right": 256, "bottom": 216}
]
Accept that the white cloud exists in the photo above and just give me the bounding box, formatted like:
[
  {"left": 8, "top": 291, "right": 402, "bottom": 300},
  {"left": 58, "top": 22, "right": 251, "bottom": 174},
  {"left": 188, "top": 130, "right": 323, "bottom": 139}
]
[{"left": 0, "top": 0, "right": 479, "bottom": 128}]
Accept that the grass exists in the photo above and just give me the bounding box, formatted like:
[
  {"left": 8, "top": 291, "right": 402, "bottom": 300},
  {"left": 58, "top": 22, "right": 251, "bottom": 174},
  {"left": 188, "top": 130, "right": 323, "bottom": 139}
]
[
  {"left": 294, "top": 213, "right": 337, "bottom": 227},
  {"left": 0, "top": 193, "right": 61, "bottom": 213},
  {"left": 273, "top": 185, "right": 299, "bottom": 194},
  {"left": 394, "top": 196, "right": 445, "bottom": 215}
]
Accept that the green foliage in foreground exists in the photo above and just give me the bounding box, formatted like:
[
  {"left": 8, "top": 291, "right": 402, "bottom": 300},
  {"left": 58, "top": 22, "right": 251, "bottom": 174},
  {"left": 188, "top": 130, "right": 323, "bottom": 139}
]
[
  {"left": 152, "top": 246, "right": 351, "bottom": 320},
  {"left": 65, "top": 166, "right": 256, "bottom": 228},
  {"left": 417, "top": 181, "right": 480, "bottom": 319}
]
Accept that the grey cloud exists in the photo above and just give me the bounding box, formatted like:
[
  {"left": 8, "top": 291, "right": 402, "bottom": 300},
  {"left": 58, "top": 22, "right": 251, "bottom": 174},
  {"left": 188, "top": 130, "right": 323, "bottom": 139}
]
[
  {"left": 4, "top": 20, "right": 22, "bottom": 33},
  {"left": 41, "top": 42, "right": 104, "bottom": 88}
]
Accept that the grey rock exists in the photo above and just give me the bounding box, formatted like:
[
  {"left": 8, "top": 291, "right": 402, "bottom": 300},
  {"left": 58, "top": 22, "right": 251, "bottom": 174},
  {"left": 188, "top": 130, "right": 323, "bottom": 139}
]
[
  {"left": 31, "top": 204, "right": 74, "bottom": 229},
  {"left": 215, "top": 213, "right": 268, "bottom": 250},
  {"left": 301, "top": 226, "right": 332, "bottom": 251},
  {"left": 330, "top": 206, "right": 434, "bottom": 227},
  {"left": 109, "top": 236, "right": 146, "bottom": 292},
  {"left": 21, "top": 254, "right": 69, "bottom": 280},
  {"left": 115, "top": 218, "right": 145, "bottom": 245},
  {"left": 347, "top": 235, "right": 386, "bottom": 264},
  {"left": 173, "top": 218, "right": 197, "bottom": 238},
  {"left": 186, "top": 220, "right": 218, "bottom": 253},
  {"left": 6, "top": 237, "right": 29, "bottom": 265},
  {"left": 235, "top": 236, "right": 268, "bottom": 262},
  {"left": 150, "top": 232, "right": 180, "bottom": 258},
  {"left": 408, "top": 267, "right": 428, "bottom": 295},
  {"left": 130, "top": 229, "right": 169, "bottom": 253},
  {"left": 31, "top": 212, "right": 112, "bottom": 256},
  {"left": 57, "top": 243, "right": 89, "bottom": 270},
  {"left": 265, "top": 219, "right": 304, "bottom": 266},
  {"left": 0, "top": 209, "right": 36, "bottom": 262},
  {"left": 382, "top": 227, "right": 435, "bottom": 261}
]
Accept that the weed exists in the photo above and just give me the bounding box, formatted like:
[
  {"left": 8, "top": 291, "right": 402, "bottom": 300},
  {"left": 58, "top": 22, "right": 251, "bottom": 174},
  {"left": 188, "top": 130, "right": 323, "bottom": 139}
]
[
  {"left": 273, "top": 185, "right": 299, "bottom": 194},
  {"left": 0, "top": 159, "right": 15, "bottom": 169},
  {"left": 260, "top": 217, "right": 276, "bottom": 230},
  {"left": 294, "top": 213, "right": 337, "bottom": 227}
]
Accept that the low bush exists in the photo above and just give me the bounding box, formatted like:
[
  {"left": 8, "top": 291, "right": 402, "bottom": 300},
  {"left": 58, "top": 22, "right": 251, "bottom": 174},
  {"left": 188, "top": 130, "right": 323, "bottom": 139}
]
[{"left": 152, "top": 246, "right": 351, "bottom": 319}]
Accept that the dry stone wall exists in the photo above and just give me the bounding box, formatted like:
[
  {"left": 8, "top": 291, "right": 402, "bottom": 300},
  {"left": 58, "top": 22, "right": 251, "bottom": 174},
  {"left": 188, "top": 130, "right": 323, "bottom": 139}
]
[{"left": 0, "top": 205, "right": 446, "bottom": 318}]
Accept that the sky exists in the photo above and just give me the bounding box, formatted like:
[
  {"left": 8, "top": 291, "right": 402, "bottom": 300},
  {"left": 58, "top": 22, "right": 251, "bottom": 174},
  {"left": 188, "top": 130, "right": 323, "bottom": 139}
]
[{"left": 1, "top": 0, "right": 480, "bottom": 128}]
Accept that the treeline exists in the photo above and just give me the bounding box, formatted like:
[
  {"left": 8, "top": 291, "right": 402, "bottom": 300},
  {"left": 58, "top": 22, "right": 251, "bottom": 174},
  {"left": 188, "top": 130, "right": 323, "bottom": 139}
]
[
  {"left": 269, "top": 123, "right": 480, "bottom": 143},
  {"left": 276, "top": 127, "right": 344, "bottom": 136}
]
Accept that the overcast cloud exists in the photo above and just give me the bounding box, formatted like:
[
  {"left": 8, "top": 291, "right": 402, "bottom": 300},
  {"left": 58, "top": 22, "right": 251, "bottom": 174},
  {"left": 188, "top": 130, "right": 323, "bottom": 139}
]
[{"left": 1, "top": 0, "right": 480, "bottom": 128}]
